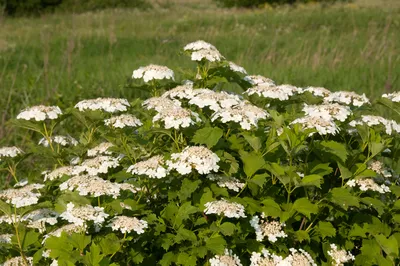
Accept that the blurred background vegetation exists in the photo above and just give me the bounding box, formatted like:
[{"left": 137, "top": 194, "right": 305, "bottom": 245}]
[{"left": 0, "top": 0, "right": 399, "bottom": 144}]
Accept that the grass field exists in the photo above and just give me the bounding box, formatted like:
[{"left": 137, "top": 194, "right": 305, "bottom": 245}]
[{"left": 0, "top": 0, "right": 399, "bottom": 143}]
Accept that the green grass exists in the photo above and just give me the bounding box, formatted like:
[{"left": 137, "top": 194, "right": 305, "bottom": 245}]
[{"left": 0, "top": 0, "right": 399, "bottom": 143}]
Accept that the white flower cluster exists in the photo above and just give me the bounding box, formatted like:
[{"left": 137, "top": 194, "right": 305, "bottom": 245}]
[
  {"left": 368, "top": 160, "right": 392, "bottom": 177},
  {"left": 244, "top": 75, "right": 275, "bottom": 86},
  {"left": 1, "top": 256, "right": 34, "bottom": 266},
  {"left": 153, "top": 106, "right": 201, "bottom": 129},
  {"left": 327, "top": 244, "right": 355, "bottom": 266},
  {"left": 104, "top": 114, "right": 142, "bottom": 128},
  {"left": 38, "top": 135, "right": 78, "bottom": 147},
  {"left": 0, "top": 183, "right": 44, "bottom": 208},
  {"left": 127, "top": 155, "right": 168, "bottom": 178},
  {"left": 291, "top": 116, "right": 339, "bottom": 135},
  {"left": 142, "top": 97, "right": 181, "bottom": 112},
  {"left": 209, "top": 249, "right": 243, "bottom": 266},
  {"left": 73, "top": 156, "right": 120, "bottom": 176},
  {"left": 206, "top": 174, "right": 245, "bottom": 192},
  {"left": 250, "top": 249, "right": 284, "bottom": 266},
  {"left": 22, "top": 208, "right": 59, "bottom": 233},
  {"left": 0, "top": 146, "right": 23, "bottom": 159},
  {"left": 132, "top": 64, "right": 174, "bottom": 82},
  {"left": 324, "top": 91, "right": 370, "bottom": 107},
  {"left": 167, "top": 146, "right": 220, "bottom": 175},
  {"left": 161, "top": 84, "right": 196, "bottom": 100},
  {"left": 107, "top": 216, "right": 148, "bottom": 234},
  {"left": 184, "top": 40, "right": 224, "bottom": 62},
  {"left": 349, "top": 115, "right": 400, "bottom": 135},
  {"left": 382, "top": 91, "right": 400, "bottom": 102},
  {"left": 87, "top": 142, "right": 114, "bottom": 157},
  {"left": 60, "top": 202, "right": 109, "bottom": 226},
  {"left": 301, "top": 86, "right": 331, "bottom": 97},
  {"left": 228, "top": 62, "right": 247, "bottom": 74},
  {"left": 302, "top": 103, "right": 352, "bottom": 122},
  {"left": 17, "top": 105, "right": 62, "bottom": 121},
  {"left": 60, "top": 175, "right": 121, "bottom": 198},
  {"left": 204, "top": 199, "right": 246, "bottom": 218},
  {"left": 347, "top": 178, "right": 390, "bottom": 193},
  {"left": 250, "top": 214, "right": 287, "bottom": 242},
  {"left": 211, "top": 101, "right": 269, "bottom": 130},
  {"left": 43, "top": 223, "right": 86, "bottom": 243},
  {"left": 75, "top": 98, "right": 130, "bottom": 113},
  {"left": 43, "top": 166, "right": 73, "bottom": 181},
  {"left": 0, "top": 234, "right": 12, "bottom": 244},
  {"left": 245, "top": 83, "right": 301, "bottom": 101},
  {"left": 189, "top": 89, "right": 242, "bottom": 112}
]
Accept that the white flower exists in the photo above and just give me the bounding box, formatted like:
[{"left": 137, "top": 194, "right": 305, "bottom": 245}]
[
  {"left": 142, "top": 97, "right": 181, "bottom": 112},
  {"left": 228, "top": 62, "right": 247, "bottom": 74},
  {"left": 60, "top": 175, "right": 121, "bottom": 198},
  {"left": 206, "top": 174, "right": 245, "bottom": 192},
  {"left": 209, "top": 249, "right": 243, "bottom": 266},
  {"left": 127, "top": 155, "right": 168, "bottom": 179},
  {"left": 184, "top": 40, "right": 217, "bottom": 51},
  {"left": 327, "top": 244, "right": 355, "bottom": 266},
  {"left": 349, "top": 115, "right": 400, "bottom": 135},
  {"left": 0, "top": 234, "right": 13, "bottom": 244},
  {"left": 118, "top": 183, "right": 141, "bottom": 194},
  {"left": 250, "top": 249, "right": 284, "bottom": 266},
  {"left": 189, "top": 90, "right": 242, "bottom": 112},
  {"left": 0, "top": 146, "right": 23, "bottom": 159},
  {"left": 283, "top": 248, "right": 316, "bottom": 266},
  {"left": 167, "top": 146, "right": 220, "bottom": 175},
  {"left": 301, "top": 86, "right": 331, "bottom": 97},
  {"left": 204, "top": 199, "right": 246, "bottom": 218},
  {"left": 191, "top": 48, "right": 224, "bottom": 62},
  {"left": 250, "top": 214, "right": 287, "bottom": 242},
  {"left": 153, "top": 106, "right": 201, "bottom": 129},
  {"left": 22, "top": 208, "right": 58, "bottom": 233},
  {"left": 302, "top": 103, "right": 352, "bottom": 122},
  {"left": 87, "top": 142, "right": 114, "bottom": 157},
  {"left": 60, "top": 202, "right": 109, "bottom": 226},
  {"left": 2, "top": 256, "right": 33, "bottom": 266},
  {"left": 50, "top": 260, "right": 59, "bottom": 266},
  {"left": 43, "top": 223, "right": 86, "bottom": 243},
  {"left": 0, "top": 183, "right": 44, "bottom": 208},
  {"left": 38, "top": 135, "right": 78, "bottom": 147},
  {"left": 0, "top": 214, "right": 20, "bottom": 224},
  {"left": 13, "top": 179, "right": 28, "bottom": 188},
  {"left": 211, "top": 101, "right": 269, "bottom": 130},
  {"left": 75, "top": 98, "right": 130, "bottom": 113},
  {"left": 132, "top": 64, "right": 174, "bottom": 82},
  {"left": 382, "top": 91, "right": 400, "bottom": 102},
  {"left": 104, "top": 114, "right": 142, "bottom": 128},
  {"left": 107, "top": 216, "right": 148, "bottom": 234},
  {"left": 346, "top": 178, "right": 390, "bottom": 193},
  {"left": 324, "top": 91, "right": 370, "bottom": 107},
  {"left": 291, "top": 116, "right": 339, "bottom": 135},
  {"left": 244, "top": 75, "right": 275, "bottom": 86},
  {"left": 43, "top": 166, "right": 73, "bottom": 181},
  {"left": 17, "top": 105, "right": 62, "bottom": 121},
  {"left": 245, "top": 84, "right": 301, "bottom": 101},
  {"left": 73, "top": 156, "right": 120, "bottom": 176},
  {"left": 368, "top": 160, "right": 392, "bottom": 177},
  {"left": 162, "top": 83, "right": 196, "bottom": 100}
]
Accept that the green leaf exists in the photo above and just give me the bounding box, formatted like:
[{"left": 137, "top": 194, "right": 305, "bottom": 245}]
[
  {"left": 192, "top": 127, "right": 223, "bottom": 148},
  {"left": 328, "top": 187, "right": 359, "bottom": 210},
  {"left": 206, "top": 236, "right": 226, "bottom": 254},
  {"left": 162, "top": 203, "right": 179, "bottom": 224},
  {"left": 240, "top": 151, "right": 265, "bottom": 177},
  {"left": 337, "top": 162, "right": 352, "bottom": 179},
  {"left": 249, "top": 173, "right": 269, "bottom": 187},
  {"left": 292, "top": 198, "right": 318, "bottom": 218},
  {"left": 222, "top": 152, "right": 239, "bottom": 175},
  {"left": 295, "top": 230, "right": 310, "bottom": 243},
  {"left": 219, "top": 222, "right": 236, "bottom": 236},
  {"left": 370, "top": 142, "right": 385, "bottom": 158},
  {"left": 361, "top": 197, "right": 385, "bottom": 215},
  {"left": 242, "top": 133, "right": 262, "bottom": 152},
  {"left": 261, "top": 199, "right": 281, "bottom": 217},
  {"left": 174, "top": 202, "right": 198, "bottom": 228},
  {"left": 349, "top": 224, "right": 367, "bottom": 238},
  {"left": 130, "top": 249, "right": 145, "bottom": 264},
  {"left": 177, "top": 252, "right": 196, "bottom": 266},
  {"left": 318, "top": 221, "right": 336, "bottom": 239},
  {"left": 0, "top": 200, "right": 11, "bottom": 216},
  {"left": 320, "top": 141, "right": 348, "bottom": 162},
  {"left": 299, "top": 174, "right": 323, "bottom": 188},
  {"left": 99, "top": 234, "right": 120, "bottom": 255},
  {"left": 83, "top": 244, "right": 104, "bottom": 266},
  {"left": 375, "top": 234, "right": 399, "bottom": 257},
  {"left": 175, "top": 228, "right": 197, "bottom": 243},
  {"left": 22, "top": 230, "right": 40, "bottom": 249},
  {"left": 310, "top": 163, "right": 333, "bottom": 176},
  {"left": 178, "top": 179, "right": 201, "bottom": 201},
  {"left": 69, "top": 233, "right": 91, "bottom": 251}
]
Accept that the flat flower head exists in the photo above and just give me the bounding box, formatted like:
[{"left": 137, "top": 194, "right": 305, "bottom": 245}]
[
  {"left": 283, "top": 248, "right": 317, "bottom": 266},
  {"left": 209, "top": 249, "right": 243, "bottom": 266},
  {"left": 142, "top": 97, "right": 181, "bottom": 112},
  {"left": 184, "top": 40, "right": 217, "bottom": 51},
  {"left": 189, "top": 90, "right": 242, "bottom": 112},
  {"left": 104, "top": 114, "right": 142, "bottom": 128},
  {"left": 206, "top": 174, "right": 245, "bottom": 192},
  {"left": 43, "top": 166, "right": 73, "bottom": 181},
  {"left": 72, "top": 156, "right": 120, "bottom": 176},
  {"left": 87, "top": 142, "right": 114, "bottom": 157},
  {"left": 0, "top": 234, "right": 13, "bottom": 244},
  {"left": 75, "top": 98, "right": 130, "bottom": 113},
  {"left": 204, "top": 198, "right": 246, "bottom": 218},
  {"left": 38, "top": 135, "right": 78, "bottom": 147},
  {"left": 324, "top": 91, "right": 370, "bottom": 107},
  {"left": 17, "top": 105, "right": 62, "bottom": 121},
  {"left": 302, "top": 86, "right": 331, "bottom": 97},
  {"left": 22, "top": 208, "right": 59, "bottom": 233},
  {"left": 245, "top": 83, "right": 301, "bottom": 101},
  {"left": 382, "top": 91, "right": 400, "bottom": 102},
  {"left": 228, "top": 61, "right": 247, "bottom": 74},
  {"left": 291, "top": 116, "right": 339, "bottom": 136},
  {"left": 346, "top": 178, "right": 390, "bottom": 193},
  {"left": 250, "top": 249, "right": 284, "bottom": 266},
  {"left": 162, "top": 83, "right": 196, "bottom": 100},
  {"left": 302, "top": 103, "right": 352, "bottom": 122},
  {"left": 107, "top": 216, "right": 148, "bottom": 234},
  {"left": 0, "top": 146, "right": 23, "bottom": 160},
  {"left": 127, "top": 155, "right": 168, "bottom": 179},
  {"left": 191, "top": 48, "right": 224, "bottom": 62},
  {"left": 244, "top": 75, "right": 275, "bottom": 86},
  {"left": 43, "top": 223, "right": 86, "bottom": 243},
  {"left": 250, "top": 214, "right": 287, "bottom": 242},
  {"left": 60, "top": 202, "right": 109, "bottom": 226},
  {"left": 60, "top": 175, "right": 121, "bottom": 198},
  {"left": 0, "top": 183, "right": 44, "bottom": 208},
  {"left": 349, "top": 115, "right": 400, "bottom": 135},
  {"left": 153, "top": 106, "right": 201, "bottom": 129},
  {"left": 132, "top": 64, "right": 174, "bottom": 83},
  {"left": 2, "top": 256, "right": 34, "bottom": 266},
  {"left": 327, "top": 244, "right": 355, "bottom": 266}
]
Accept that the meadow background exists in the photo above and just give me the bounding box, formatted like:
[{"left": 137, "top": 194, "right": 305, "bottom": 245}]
[{"left": 0, "top": 0, "right": 399, "bottom": 143}]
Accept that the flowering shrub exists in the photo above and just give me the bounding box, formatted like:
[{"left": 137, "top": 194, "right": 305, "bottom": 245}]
[{"left": 1, "top": 40, "right": 400, "bottom": 266}]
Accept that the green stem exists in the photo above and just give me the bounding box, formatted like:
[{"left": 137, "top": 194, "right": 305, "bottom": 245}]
[{"left": 13, "top": 208, "right": 29, "bottom": 266}]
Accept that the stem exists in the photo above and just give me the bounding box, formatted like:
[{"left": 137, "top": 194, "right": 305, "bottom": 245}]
[
  {"left": 98, "top": 197, "right": 101, "bottom": 207},
  {"left": 42, "top": 123, "right": 55, "bottom": 153},
  {"left": 13, "top": 208, "right": 29, "bottom": 266},
  {"left": 121, "top": 135, "right": 135, "bottom": 164},
  {"left": 8, "top": 164, "right": 19, "bottom": 183}
]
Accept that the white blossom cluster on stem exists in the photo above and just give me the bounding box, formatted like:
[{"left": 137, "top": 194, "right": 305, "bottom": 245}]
[
  {"left": 189, "top": 89, "right": 242, "bottom": 112},
  {"left": 107, "top": 216, "right": 148, "bottom": 234},
  {"left": 104, "top": 114, "right": 142, "bottom": 128},
  {"left": 142, "top": 97, "right": 181, "bottom": 112},
  {"left": 206, "top": 174, "right": 245, "bottom": 192},
  {"left": 22, "top": 208, "right": 59, "bottom": 233},
  {"left": 43, "top": 224, "right": 87, "bottom": 243},
  {"left": 2, "top": 256, "right": 34, "bottom": 266},
  {"left": 301, "top": 86, "right": 331, "bottom": 97},
  {"left": 347, "top": 178, "right": 390, "bottom": 193},
  {"left": 38, "top": 135, "right": 78, "bottom": 147},
  {"left": 167, "top": 146, "right": 220, "bottom": 175},
  {"left": 382, "top": 91, "right": 400, "bottom": 102},
  {"left": 127, "top": 155, "right": 168, "bottom": 178},
  {"left": 209, "top": 249, "right": 243, "bottom": 266},
  {"left": 60, "top": 202, "right": 109, "bottom": 226},
  {"left": 327, "top": 244, "right": 355, "bottom": 266},
  {"left": 244, "top": 75, "right": 275, "bottom": 86},
  {"left": 43, "top": 166, "right": 73, "bottom": 181},
  {"left": 17, "top": 105, "right": 62, "bottom": 121},
  {"left": 250, "top": 249, "right": 284, "bottom": 266},
  {"left": 75, "top": 98, "right": 130, "bottom": 113},
  {"left": 349, "top": 115, "right": 400, "bottom": 135},
  {"left": 153, "top": 106, "right": 201, "bottom": 129},
  {"left": 302, "top": 103, "right": 352, "bottom": 122},
  {"left": 184, "top": 40, "right": 224, "bottom": 62},
  {"left": 0, "top": 146, "right": 23, "bottom": 159},
  {"left": 161, "top": 83, "right": 196, "bottom": 100},
  {"left": 245, "top": 84, "right": 301, "bottom": 101},
  {"left": 250, "top": 214, "right": 287, "bottom": 242},
  {"left": 324, "top": 91, "right": 370, "bottom": 107},
  {"left": 87, "top": 142, "right": 114, "bottom": 157},
  {"left": 60, "top": 175, "right": 121, "bottom": 198},
  {"left": 367, "top": 160, "right": 392, "bottom": 177},
  {"left": 73, "top": 156, "right": 120, "bottom": 176},
  {"left": 132, "top": 64, "right": 174, "bottom": 82},
  {"left": 204, "top": 199, "right": 246, "bottom": 218},
  {"left": 228, "top": 61, "right": 247, "bottom": 74},
  {"left": 0, "top": 183, "right": 44, "bottom": 208},
  {"left": 291, "top": 116, "right": 339, "bottom": 135},
  {"left": 0, "top": 234, "right": 13, "bottom": 244}
]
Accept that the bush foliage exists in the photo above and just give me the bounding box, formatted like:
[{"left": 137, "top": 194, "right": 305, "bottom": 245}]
[
  {"left": 1, "top": 41, "right": 400, "bottom": 265},
  {"left": 213, "top": 0, "right": 347, "bottom": 8}
]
